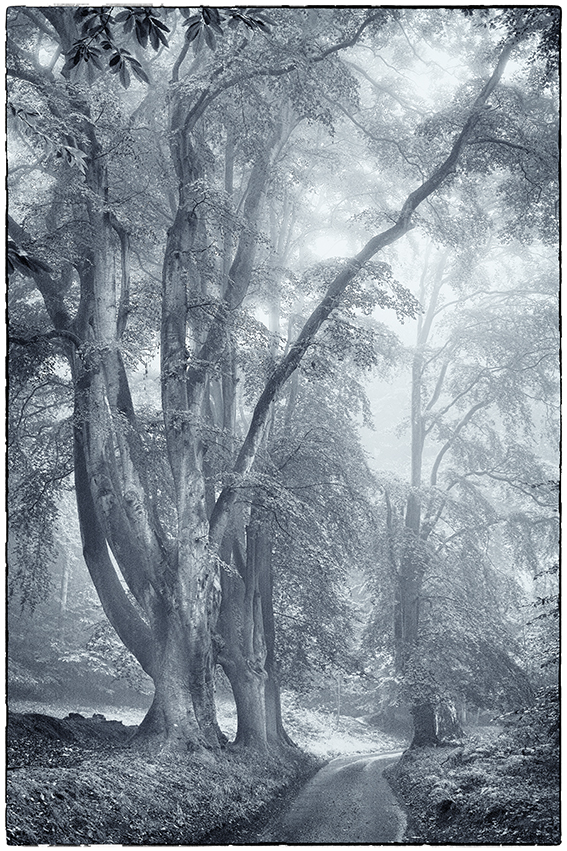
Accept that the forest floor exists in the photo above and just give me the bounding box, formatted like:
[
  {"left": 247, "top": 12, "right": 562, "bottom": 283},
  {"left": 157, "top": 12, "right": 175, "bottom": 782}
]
[
  {"left": 6, "top": 710, "right": 320, "bottom": 845},
  {"left": 6, "top": 696, "right": 403, "bottom": 845},
  {"left": 386, "top": 715, "right": 560, "bottom": 845}
]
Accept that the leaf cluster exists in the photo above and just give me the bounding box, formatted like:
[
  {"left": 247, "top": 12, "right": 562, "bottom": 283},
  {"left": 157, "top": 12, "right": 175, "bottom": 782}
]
[
  {"left": 184, "top": 7, "right": 274, "bottom": 53},
  {"left": 63, "top": 6, "right": 275, "bottom": 88}
]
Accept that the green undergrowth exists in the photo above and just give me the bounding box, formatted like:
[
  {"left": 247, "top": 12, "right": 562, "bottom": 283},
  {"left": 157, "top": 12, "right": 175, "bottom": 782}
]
[
  {"left": 387, "top": 693, "right": 560, "bottom": 844},
  {"left": 7, "top": 731, "right": 319, "bottom": 845}
]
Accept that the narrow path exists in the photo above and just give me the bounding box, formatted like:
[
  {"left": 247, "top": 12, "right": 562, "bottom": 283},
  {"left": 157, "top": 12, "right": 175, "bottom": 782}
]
[{"left": 258, "top": 751, "right": 406, "bottom": 844}]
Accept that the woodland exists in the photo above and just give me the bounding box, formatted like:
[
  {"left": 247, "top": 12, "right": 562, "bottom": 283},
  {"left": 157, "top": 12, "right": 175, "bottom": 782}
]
[{"left": 7, "top": 5, "right": 559, "bottom": 845}]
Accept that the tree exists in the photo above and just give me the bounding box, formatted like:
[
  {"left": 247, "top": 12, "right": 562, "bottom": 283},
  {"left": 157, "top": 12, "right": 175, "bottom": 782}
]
[
  {"left": 366, "top": 230, "right": 558, "bottom": 745},
  {"left": 8, "top": 6, "right": 558, "bottom": 755}
]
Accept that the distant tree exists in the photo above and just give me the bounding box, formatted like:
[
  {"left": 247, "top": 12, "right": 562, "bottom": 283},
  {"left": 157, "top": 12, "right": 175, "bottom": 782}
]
[{"left": 366, "top": 235, "right": 558, "bottom": 745}]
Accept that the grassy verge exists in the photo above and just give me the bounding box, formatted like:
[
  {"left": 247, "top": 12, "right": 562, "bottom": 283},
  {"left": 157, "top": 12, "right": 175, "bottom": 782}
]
[
  {"left": 386, "top": 709, "right": 560, "bottom": 844},
  {"left": 7, "top": 743, "right": 319, "bottom": 845}
]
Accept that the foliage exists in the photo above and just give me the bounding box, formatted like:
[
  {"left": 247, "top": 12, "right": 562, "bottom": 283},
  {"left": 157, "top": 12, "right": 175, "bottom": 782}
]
[
  {"left": 388, "top": 690, "right": 559, "bottom": 843},
  {"left": 279, "top": 691, "right": 402, "bottom": 758},
  {"left": 8, "top": 332, "right": 73, "bottom": 610},
  {"left": 266, "top": 371, "right": 378, "bottom": 690},
  {"left": 63, "top": 6, "right": 276, "bottom": 86},
  {"left": 85, "top": 618, "right": 153, "bottom": 695},
  {"left": 7, "top": 5, "right": 559, "bottom": 753}
]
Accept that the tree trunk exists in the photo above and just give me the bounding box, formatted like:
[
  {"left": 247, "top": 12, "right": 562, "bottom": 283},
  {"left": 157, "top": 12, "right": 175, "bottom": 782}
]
[
  {"left": 134, "top": 613, "right": 208, "bottom": 753},
  {"left": 411, "top": 703, "right": 438, "bottom": 747},
  {"left": 217, "top": 506, "right": 293, "bottom": 751},
  {"left": 256, "top": 516, "right": 295, "bottom": 748},
  {"left": 226, "top": 654, "right": 268, "bottom": 749},
  {"left": 410, "top": 700, "right": 464, "bottom": 748},
  {"left": 57, "top": 557, "right": 70, "bottom": 637},
  {"left": 218, "top": 534, "right": 269, "bottom": 750},
  {"left": 435, "top": 700, "right": 464, "bottom": 744}
]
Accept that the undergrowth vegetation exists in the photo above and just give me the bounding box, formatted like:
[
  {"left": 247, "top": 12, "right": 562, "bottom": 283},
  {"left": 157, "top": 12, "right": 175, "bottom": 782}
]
[
  {"left": 7, "top": 723, "right": 318, "bottom": 845},
  {"left": 387, "top": 688, "right": 560, "bottom": 844}
]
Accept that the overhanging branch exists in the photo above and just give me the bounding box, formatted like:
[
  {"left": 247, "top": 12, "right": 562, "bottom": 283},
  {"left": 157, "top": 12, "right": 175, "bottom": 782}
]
[
  {"left": 208, "top": 38, "right": 518, "bottom": 547},
  {"left": 10, "top": 328, "right": 83, "bottom": 350}
]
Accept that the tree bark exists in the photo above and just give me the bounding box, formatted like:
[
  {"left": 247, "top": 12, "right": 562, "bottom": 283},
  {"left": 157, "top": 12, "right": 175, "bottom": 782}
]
[
  {"left": 133, "top": 609, "right": 215, "bottom": 753},
  {"left": 257, "top": 523, "right": 295, "bottom": 748},
  {"left": 411, "top": 703, "right": 439, "bottom": 747}
]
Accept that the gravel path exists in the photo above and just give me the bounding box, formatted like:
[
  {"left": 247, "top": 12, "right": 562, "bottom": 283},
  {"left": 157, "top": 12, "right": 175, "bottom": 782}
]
[{"left": 256, "top": 751, "right": 406, "bottom": 844}]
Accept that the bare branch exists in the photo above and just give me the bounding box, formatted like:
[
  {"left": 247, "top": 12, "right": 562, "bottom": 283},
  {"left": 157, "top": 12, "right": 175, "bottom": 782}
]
[{"left": 430, "top": 400, "right": 491, "bottom": 487}]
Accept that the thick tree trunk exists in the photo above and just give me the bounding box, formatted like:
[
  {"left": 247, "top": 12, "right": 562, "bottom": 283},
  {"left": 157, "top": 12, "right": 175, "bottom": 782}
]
[
  {"left": 411, "top": 703, "right": 438, "bottom": 747},
  {"left": 257, "top": 520, "right": 295, "bottom": 748},
  {"left": 134, "top": 614, "right": 207, "bottom": 753},
  {"left": 410, "top": 700, "right": 464, "bottom": 748},
  {"left": 225, "top": 654, "right": 268, "bottom": 749},
  {"left": 217, "top": 507, "right": 294, "bottom": 751}
]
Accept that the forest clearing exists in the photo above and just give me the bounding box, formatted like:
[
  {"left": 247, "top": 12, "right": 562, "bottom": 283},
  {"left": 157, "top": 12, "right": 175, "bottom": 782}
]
[{"left": 7, "top": 5, "right": 559, "bottom": 845}]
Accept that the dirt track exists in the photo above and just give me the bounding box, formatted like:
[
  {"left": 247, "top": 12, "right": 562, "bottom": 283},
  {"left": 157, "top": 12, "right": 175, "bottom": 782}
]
[{"left": 257, "top": 751, "right": 406, "bottom": 844}]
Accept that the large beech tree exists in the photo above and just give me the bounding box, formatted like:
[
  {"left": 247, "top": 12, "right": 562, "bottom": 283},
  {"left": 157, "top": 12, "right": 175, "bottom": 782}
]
[{"left": 8, "top": 7, "right": 557, "bottom": 754}]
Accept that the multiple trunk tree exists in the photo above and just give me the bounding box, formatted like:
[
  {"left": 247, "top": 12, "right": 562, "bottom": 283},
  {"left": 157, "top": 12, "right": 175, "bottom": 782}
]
[{"left": 8, "top": 8, "right": 558, "bottom": 753}]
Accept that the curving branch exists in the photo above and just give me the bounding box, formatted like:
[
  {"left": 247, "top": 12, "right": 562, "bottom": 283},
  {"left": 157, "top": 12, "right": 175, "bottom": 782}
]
[
  {"left": 74, "top": 425, "right": 156, "bottom": 677},
  {"left": 344, "top": 58, "right": 427, "bottom": 116},
  {"left": 209, "top": 39, "right": 518, "bottom": 547},
  {"left": 8, "top": 215, "right": 76, "bottom": 335},
  {"left": 181, "top": 11, "right": 388, "bottom": 133},
  {"left": 10, "top": 328, "right": 83, "bottom": 350},
  {"left": 430, "top": 400, "right": 491, "bottom": 488},
  {"left": 321, "top": 93, "right": 425, "bottom": 175},
  {"left": 425, "top": 369, "right": 489, "bottom": 434}
]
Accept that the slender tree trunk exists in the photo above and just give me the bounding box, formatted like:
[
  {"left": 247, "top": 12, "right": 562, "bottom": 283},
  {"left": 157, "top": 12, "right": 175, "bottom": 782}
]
[
  {"left": 396, "top": 251, "right": 464, "bottom": 749},
  {"left": 57, "top": 557, "right": 70, "bottom": 637},
  {"left": 258, "top": 526, "right": 295, "bottom": 748},
  {"left": 218, "top": 532, "right": 269, "bottom": 750}
]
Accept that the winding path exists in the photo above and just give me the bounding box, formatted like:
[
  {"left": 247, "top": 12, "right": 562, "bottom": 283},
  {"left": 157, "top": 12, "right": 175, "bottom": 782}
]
[{"left": 259, "top": 751, "right": 406, "bottom": 844}]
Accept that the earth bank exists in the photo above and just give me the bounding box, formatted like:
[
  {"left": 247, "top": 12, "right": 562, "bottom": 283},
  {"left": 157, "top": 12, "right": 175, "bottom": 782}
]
[
  {"left": 386, "top": 708, "right": 560, "bottom": 845},
  {"left": 6, "top": 711, "right": 321, "bottom": 845}
]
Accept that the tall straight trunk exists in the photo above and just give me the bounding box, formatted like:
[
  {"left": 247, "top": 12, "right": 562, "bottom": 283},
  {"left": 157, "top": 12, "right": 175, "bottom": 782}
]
[
  {"left": 396, "top": 251, "right": 464, "bottom": 748},
  {"left": 395, "top": 250, "right": 441, "bottom": 746},
  {"left": 257, "top": 519, "right": 295, "bottom": 748},
  {"left": 157, "top": 99, "right": 226, "bottom": 748},
  {"left": 218, "top": 530, "right": 268, "bottom": 749}
]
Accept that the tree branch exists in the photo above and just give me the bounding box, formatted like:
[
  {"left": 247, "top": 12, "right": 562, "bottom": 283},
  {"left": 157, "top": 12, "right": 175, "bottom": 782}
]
[
  {"left": 430, "top": 400, "right": 491, "bottom": 487},
  {"left": 209, "top": 41, "right": 517, "bottom": 547},
  {"left": 10, "top": 328, "right": 83, "bottom": 350}
]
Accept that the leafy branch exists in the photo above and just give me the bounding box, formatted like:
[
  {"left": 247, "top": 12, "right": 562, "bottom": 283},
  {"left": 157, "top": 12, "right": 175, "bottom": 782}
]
[{"left": 62, "top": 6, "right": 276, "bottom": 88}]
